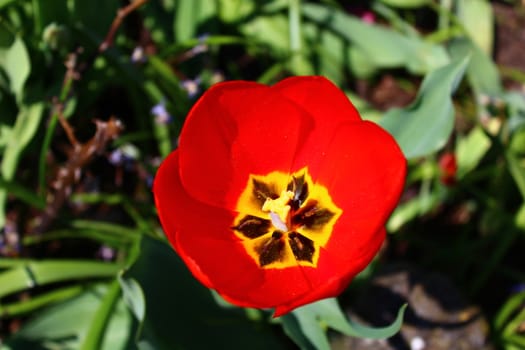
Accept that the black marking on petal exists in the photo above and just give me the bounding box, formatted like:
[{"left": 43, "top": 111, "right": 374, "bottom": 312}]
[
  {"left": 287, "top": 174, "right": 309, "bottom": 210},
  {"left": 292, "top": 200, "right": 335, "bottom": 230},
  {"left": 256, "top": 231, "right": 285, "bottom": 266},
  {"left": 289, "top": 232, "right": 315, "bottom": 262},
  {"left": 252, "top": 179, "right": 278, "bottom": 206},
  {"left": 232, "top": 215, "right": 271, "bottom": 239}
]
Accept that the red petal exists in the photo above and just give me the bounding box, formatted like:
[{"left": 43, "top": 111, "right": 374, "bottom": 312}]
[
  {"left": 304, "top": 121, "right": 405, "bottom": 263},
  {"left": 274, "top": 77, "right": 364, "bottom": 174},
  {"left": 154, "top": 151, "right": 316, "bottom": 309},
  {"left": 178, "top": 81, "right": 312, "bottom": 211},
  {"left": 273, "top": 228, "right": 385, "bottom": 317},
  {"left": 274, "top": 76, "right": 361, "bottom": 123}
]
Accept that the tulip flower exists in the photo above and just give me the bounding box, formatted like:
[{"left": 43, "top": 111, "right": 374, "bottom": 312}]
[
  {"left": 154, "top": 76, "right": 406, "bottom": 316},
  {"left": 438, "top": 152, "right": 457, "bottom": 186}
]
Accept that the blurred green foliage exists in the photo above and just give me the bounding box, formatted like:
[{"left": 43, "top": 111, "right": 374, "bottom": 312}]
[{"left": 0, "top": 0, "right": 524, "bottom": 349}]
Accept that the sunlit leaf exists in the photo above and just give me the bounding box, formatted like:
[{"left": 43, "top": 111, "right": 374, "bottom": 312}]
[
  {"left": 449, "top": 37, "right": 502, "bottom": 97},
  {"left": 302, "top": 3, "right": 449, "bottom": 74},
  {"left": 0, "top": 36, "right": 30, "bottom": 99},
  {"left": 456, "top": 0, "right": 494, "bottom": 56},
  {"left": 0, "top": 102, "right": 44, "bottom": 227},
  {"left": 380, "top": 55, "right": 470, "bottom": 159},
  {"left": 281, "top": 298, "right": 406, "bottom": 349},
  {"left": 174, "top": 0, "right": 217, "bottom": 43},
  {"left": 456, "top": 126, "right": 491, "bottom": 178}
]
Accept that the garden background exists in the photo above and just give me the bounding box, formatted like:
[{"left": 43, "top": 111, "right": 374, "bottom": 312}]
[{"left": 0, "top": 0, "right": 524, "bottom": 349}]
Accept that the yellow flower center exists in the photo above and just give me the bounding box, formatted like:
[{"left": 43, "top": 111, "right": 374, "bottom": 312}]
[{"left": 232, "top": 168, "right": 342, "bottom": 269}]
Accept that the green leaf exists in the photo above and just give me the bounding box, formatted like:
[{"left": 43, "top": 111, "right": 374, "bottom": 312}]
[
  {"left": 495, "top": 291, "right": 525, "bottom": 331},
  {"left": 118, "top": 273, "right": 146, "bottom": 342},
  {"left": 516, "top": 203, "right": 525, "bottom": 231},
  {"left": 280, "top": 313, "right": 316, "bottom": 350},
  {"left": 456, "top": 0, "right": 494, "bottom": 56},
  {"left": 0, "top": 102, "right": 44, "bottom": 227},
  {"left": 79, "top": 280, "right": 122, "bottom": 350},
  {"left": 281, "top": 298, "right": 406, "bottom": 349},
  {"left": 0, "top": 285, "right": 84, "bottom": 317},
  {"left": 0, "top": 103, "right": 44, "bottom": 178},
  {"left": 0, "top": 0, "right": 17, "bottom": 10},
  {"left": 240, "top": 14, "right": 289, "bottom": 53},
  {"left": 302, "top": 3, "right": 449, "bottom": 74},
  {"left": 174, "top": 0, "right": 217, "bottom": 43},
  {"left": 0, "top": 175, "right": 46, "bottom": 209},
  {"left": 505, "top": 91, "right": 525, "bottom": 133},
  {"left": 217, "top": 0, "right": 256, "bottom": 23},
  {"left": 449, "top": 37, "right": 502, "bottom": 97},
  {"left": 377, "top": 0, "right": 430, "bottom": 8},
  {"left": 118, "top": 275, "right": 145, "bottom": 322},
  {"left": 5, "top": 284, "right": 133, "bottom": 350},
  {"left": 456, "top": 126, "right": 492, "bottom": 178},
  {"left": 506, "top": 150, "right": 525, "bottom": 201},
  {"left": 380, "top": 55, "right": 470, "bottom": 159},
  {"left": 33, "top": 0, "right": 69, "bottom": 33},
  {"left": 387, "top": 190, "right": 444, "bottom": 231},
  {"left": 71, "top": 0, "right": 118, "bottom": 39},
  {"left": 0, "top": 36, "right": 30, "bottom": 99},
  {"left": 0, "top": 259, "right": 121, "bottom": 299}
]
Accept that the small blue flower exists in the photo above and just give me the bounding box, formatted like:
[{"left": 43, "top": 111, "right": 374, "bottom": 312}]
[
  {"left": 151, "top": 101, "right": 172, "bottom": 124},
  {"left": 108, "top": 149, "right": 125, "bottom": 165},
  {"left": 181, "top": 78, "right": 201, "bottom": 98},
  {"left": 131, "top": 46, "right": 147, "bottom": 64},
  {"left": 109, "top": 144, "right": 139, "bottom": 170}
]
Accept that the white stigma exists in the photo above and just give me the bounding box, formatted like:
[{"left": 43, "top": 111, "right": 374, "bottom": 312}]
[{"left": 270, "top": 212, "right": 288, "bottom": 232}]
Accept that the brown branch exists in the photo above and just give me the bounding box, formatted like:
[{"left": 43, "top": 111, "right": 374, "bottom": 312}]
[
  {"left": 99, "top": 0, "right": 149, "bottom": 53},
  {"left": 34, "top": 0, "right": 146, "bottom": 233},
  {"left": 35, "top": 117, "right": 124, "bottom": 234}
]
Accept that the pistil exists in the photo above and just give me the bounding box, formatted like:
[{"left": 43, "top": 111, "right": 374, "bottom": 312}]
[{"left": 262, "top": 190, "right": 294, "bottom": 230}]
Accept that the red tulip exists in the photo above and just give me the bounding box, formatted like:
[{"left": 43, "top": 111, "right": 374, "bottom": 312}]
[
  {"left": 153, "top": 76, "right": 406, "bottom": 316},
  {"left": 438, "top": 152, "right": 457, "bottom": 186}
]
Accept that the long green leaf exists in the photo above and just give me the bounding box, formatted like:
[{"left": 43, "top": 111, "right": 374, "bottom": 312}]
[
  {"left": 380, "top": 55, "right": 469, "bottom": 159},
  {"left": 0, "top": 285, "right": 84, "bottom": 317},
  {"left": 302, "top": 3, "right": 448, "bottom": 74},
  {"left": 0, "top": 102, "right": 44, "bottom": 227},
  {"left": 79, "top": 280, "right": 121, "bottom": 350},
  {"left": 378, "top": 0, "right": 430, "bottom": 7},
  {"left": 0, "top": 260, "right": 121, "bottom": 298},
  {"left": 5, "top": 284, "right": 132, "bottom": 350}
]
